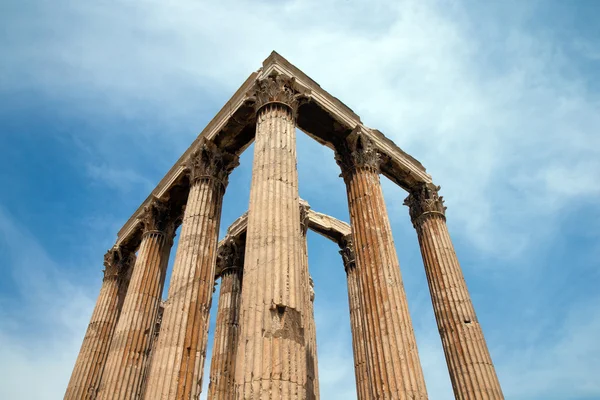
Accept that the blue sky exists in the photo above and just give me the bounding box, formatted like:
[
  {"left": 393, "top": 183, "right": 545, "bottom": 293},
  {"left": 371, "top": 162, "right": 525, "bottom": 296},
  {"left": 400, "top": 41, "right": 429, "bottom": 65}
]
[{"left": 1, "top": 0, "right": 599, "bottom": 398}]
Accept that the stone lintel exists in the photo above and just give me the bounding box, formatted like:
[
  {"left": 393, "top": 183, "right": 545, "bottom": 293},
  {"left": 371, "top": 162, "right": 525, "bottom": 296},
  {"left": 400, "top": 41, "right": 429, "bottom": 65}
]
[
  {"left": 214, "top": 202, "right": 350, "bottom": 276},
  {"left": 260, "top": 51, "right": 431, "bottom": 189},
  {"left": 115, "top": 73, "right": 258, "bottom": 246},
  {"left": 306, "top": 209, "right": 351, "bottom": 244},
  {"left": 116, "top": 51, "right": 431, "bottom": 248}
]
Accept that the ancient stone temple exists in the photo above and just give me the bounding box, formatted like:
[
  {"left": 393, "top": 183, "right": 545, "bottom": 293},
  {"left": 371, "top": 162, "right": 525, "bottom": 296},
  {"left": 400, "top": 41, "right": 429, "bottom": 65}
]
[{"left": 65, "top": 52, "right": 504, "bottom": 400}]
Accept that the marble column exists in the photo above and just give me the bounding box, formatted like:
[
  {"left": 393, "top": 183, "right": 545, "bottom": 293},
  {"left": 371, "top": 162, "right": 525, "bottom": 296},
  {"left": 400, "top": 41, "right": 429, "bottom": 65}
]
[
  {"left": 208, "top": 237, "right": 245, "bottom": 400},
  {"left": 338, "top": 235, "right": 370, "bottom": 400},
  {"left": 139, "top": 301, "right": 165, "bottom": 396},
  {"left": 335, "top": 128, "right": 428, "bottom": 399},
  {"left": 97, "top": 198, "right": 176, "bottom": 400},
  {"left": 404, "top": 184, "right": 504, "bottom": 399},
  {"left": 144, "top": 139, "right": 238, "bottom": 399},
  {"left": 64, "top": 247, "right": 135, "bottom": 399},
  {"left": 305, "top": 276, "right": 319, "bottom": 400},
  {"left": 301, "top": 204, "right": 319, "bottom": 400},
  {"left": 235, "top": 74, "right": 308, "bottom": 399}
]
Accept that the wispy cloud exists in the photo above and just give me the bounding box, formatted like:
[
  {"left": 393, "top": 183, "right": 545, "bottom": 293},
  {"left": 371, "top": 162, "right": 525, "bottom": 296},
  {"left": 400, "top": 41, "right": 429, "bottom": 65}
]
[
  {"left": 86, "top": 163, "right": 155, "bottom": 194},
  {"left": 4, "top": 0, "right": 599, "bottom": 257},
  {"left": 1, "top": 0, "right": 599, "bottom": 399},
  {"left": 0, "top": 206, "right": 96, "bottom": 399},
  {"left": 497, "top": 297, "right": 600, "bottom": 399}
]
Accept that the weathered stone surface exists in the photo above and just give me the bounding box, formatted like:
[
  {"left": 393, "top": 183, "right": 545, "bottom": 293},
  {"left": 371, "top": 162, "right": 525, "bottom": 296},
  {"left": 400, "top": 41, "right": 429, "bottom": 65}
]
[
  {"left": 96, "top": 198, "right": 176, "bottom": 400},
  {"left": 144, "top": 139, "right": 238, "bottom": 400},
  {"left": 139, "top": 301, "right": 165, "bottom": 396},
  {"left": 300, "top": 202, "right": 319, "bottom": 400},
  {"left": 336, "top": 128, "right": 428, "bottom": 399},
  {"left": 234, "top": 76, "right": 307, "bottom": 398},
  {"left": 339, "top": 235, "right": 371, "bottom": 400},
  {"left": 405, "top": 184, "right": 504, "bottom": 399},
  {"left": 64, "top": 247, "right": 135, "bottom": 400},
  {"left": 208, "top": 237, "right": 245, "bottom": 400},
  {"left": 214, "top": 202, "right": 352, "bottom": 276},
  {"left": 66, "top": 52, "right": 505, "bottom": 400},
  {"left": 305, "top": 274, "right": 319, "bottom": 400},
  {"left": 115, "top": 52, "right": 431, "bottom": 249}
]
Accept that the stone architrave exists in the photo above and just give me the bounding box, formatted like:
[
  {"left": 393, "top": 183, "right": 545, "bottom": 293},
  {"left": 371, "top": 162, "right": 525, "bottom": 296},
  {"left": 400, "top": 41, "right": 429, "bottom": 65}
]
[
  {"left": 404, "top": 185, "right": 504, "bottom": 399},
  {"left": 300, "top": 203, "right": 320, "bottom": 400},
  {"left": 64, "top": 247, "right": 135, "bottom": 400},
  {"left": 97, "top": 198, "right": 177, "bottom": 400},
  {"left": 208, "top": 237, "right": 245, "bottom": 400},
  {"left": 234, "top": 74, "right": 309, "bottom": 399},
  {"left": 338, "top": 234, "right": 371, "bottom": 400},
  {"left": 144, "top": 139, "right": 239, "bottom": 400},
  {"left": 335, "top": 128, "right": 428, "bottom": 399}
]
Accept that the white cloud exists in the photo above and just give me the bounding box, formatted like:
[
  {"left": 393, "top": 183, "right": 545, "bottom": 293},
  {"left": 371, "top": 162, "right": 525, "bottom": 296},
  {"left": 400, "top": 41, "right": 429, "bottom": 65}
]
[
  {"left": 2, "top": 0, "right": 600, "bottom": 399},
  {"left": 86, "top": 162, "right": 155, "bottom": 193},
  {"left": 5, "top": 0, "right": 599, "bottom": 257},
  {"left": 497, "top": 297, "right": 600, "bottom": 399},
  {"left": 0, "top": 207, "right": 96, "bottom": 399}
]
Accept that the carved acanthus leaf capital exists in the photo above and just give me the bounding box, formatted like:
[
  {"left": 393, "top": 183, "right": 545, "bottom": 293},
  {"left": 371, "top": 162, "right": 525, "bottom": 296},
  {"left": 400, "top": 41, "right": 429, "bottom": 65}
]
[
  {"left": 184, "top": 138, "right": 239, "bottom": 187},
  {"left": 217, "top": 236, "right": 244, "bottom": 275},
  {"left": 103, "top": 246, "right": 135, "bottom": 280},
  {"left": 404, "top": 184, "right": 447, "bottom": 226},
  {"left": 339, "top": 234, "right": 356, "bottom": 272},
  {"left": 248, "top": 73, "right": 309, "bottom": 115},
  {"left": 138, "top": 197, "right": 175, "bottom": 236},
  {"left": 335, "top": 126, "right": 381, "bottom": 179}
]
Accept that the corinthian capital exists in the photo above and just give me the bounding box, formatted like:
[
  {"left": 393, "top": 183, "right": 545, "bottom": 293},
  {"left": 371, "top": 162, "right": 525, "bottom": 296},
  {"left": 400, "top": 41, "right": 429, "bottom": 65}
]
[
  {"left": 335, "top": 126, "right": 381, "bottom": 179},
  {"left": 185, "top": 138, "right": 239, "bottom": 187},
  {"left": 103, "top": 246, "right": 135, "bottom": 280},
  {"left": 217, "top": 236, "right": 244, "bottom": 276},
  {"left": 403, "top": 184, "right": 447, "bottom": 226},
  {"left": 338, "top": 234, "right": 356, "bottom": 273},
  {"left": 138, "top": 197, "right": 175, "bottom": 235},
  {"left": 248, "top": 73, "right": 308, "bottom": 114}
]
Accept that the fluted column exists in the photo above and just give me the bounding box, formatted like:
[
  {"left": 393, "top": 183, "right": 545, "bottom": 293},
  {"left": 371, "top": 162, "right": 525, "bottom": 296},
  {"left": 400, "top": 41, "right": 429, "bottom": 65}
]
[
  {"left": 301, "top": 204, "right": 319, "bottom": 400},
  {"left": 208, "top": 237, "right": 245, "bottom": 400},
  {"left": 305, "top": 276, "right": 319, "bottom": 400},
  {"left": 335, "top": 128, "right": 428, "bottom": 399},
  {"left": 339, "top": 235, "right": 370, "bottom": 400},
  {"left": 404, "top": 185, "right": 504, "bottom": 399},
  {"left": 64, "top": 247, "right": 135, "bottom": 399},
  {"left": 144, "top": 139, "right": 238, "bottom": 400},
  {"left": 97, "top": 198, "right": 177, "bottom": 400},
  {"left": 235, "top": 74, "right": 308, "bottom": 399},
  {"left": 139, "top": 301, "right": 165, "bottom": 396}
]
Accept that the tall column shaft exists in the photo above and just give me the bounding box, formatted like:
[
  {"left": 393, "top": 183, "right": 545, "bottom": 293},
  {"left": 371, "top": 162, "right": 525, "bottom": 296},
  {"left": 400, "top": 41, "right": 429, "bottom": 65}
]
[
  {"left": 144, "top": 140, "right": 237, "bottom": 400},
  {"left": 305, "top": 276, "right": 319, "bottom": 400},
  {"left": 64, "top": 248, "right": 134, "bottom": 400},
  {"left": 405, "top": 185, "right": 504, "bottom": 399},
  {"left": 301, "top": 205, "right": 319, "bottom": 400},
  {"left": 339, "top": 235, "right": 370, "bottom": 400},
  {"left": 336, "top": 130, "right": 428, "bottom": 399},
  {"left": 97, "top": 199, "right": 175, "bottom": 400},
  {"left": 235, "top": 75, "right": 307, "bottom": 399},
  {"left": 139, "top": 302, "right": 165, "bottom": 396},
  {"left": 208, "top": 238, "right": 244, "bottom": 400}
]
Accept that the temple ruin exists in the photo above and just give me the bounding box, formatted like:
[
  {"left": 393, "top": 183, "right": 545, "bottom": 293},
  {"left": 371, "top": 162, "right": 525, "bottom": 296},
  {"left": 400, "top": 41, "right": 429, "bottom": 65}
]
[{"left": 65, "top": 51, "right": 504, "bottom": 399}]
